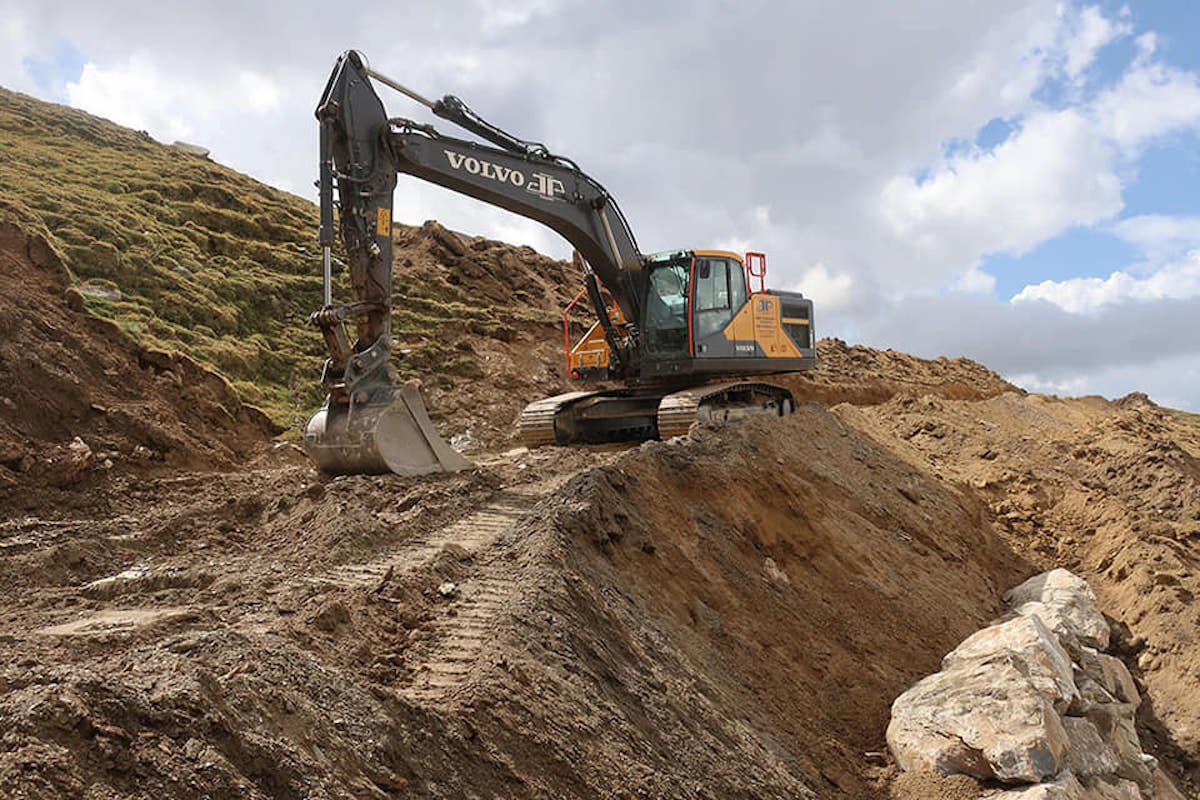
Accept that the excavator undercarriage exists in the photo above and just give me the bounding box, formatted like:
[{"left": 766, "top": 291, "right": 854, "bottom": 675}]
[{"left": 518, "top": 382, "right": 795, "bottom": 447}]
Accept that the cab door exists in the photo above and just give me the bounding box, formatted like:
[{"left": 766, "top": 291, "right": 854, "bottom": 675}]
[{"left": 691, "top": 256, "right": 748, "bottom": 355}]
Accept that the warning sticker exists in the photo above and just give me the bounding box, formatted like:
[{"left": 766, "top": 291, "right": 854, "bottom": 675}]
[{"left": 376, "top": 207, "right": 391, "bottom": 237}]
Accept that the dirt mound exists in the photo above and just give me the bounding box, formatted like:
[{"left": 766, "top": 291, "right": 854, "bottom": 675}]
[
  {"left": 0, "top": 202, "right": 277, "bottom": 512},
  {"left": 779, "top": 337, "right": 1019, "bottom": 409},
  {"left": 0, "top": 406, "right": 1032, "bottom": 798}
]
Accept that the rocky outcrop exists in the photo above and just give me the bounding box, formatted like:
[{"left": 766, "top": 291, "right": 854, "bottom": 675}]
[{"left": 887, "top": 569, "right": 1183, "bottom": 799}]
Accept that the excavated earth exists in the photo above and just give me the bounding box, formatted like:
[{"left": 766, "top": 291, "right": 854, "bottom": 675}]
[{"left": 1, "top": 97, "right": 1198, "bottom": 800}]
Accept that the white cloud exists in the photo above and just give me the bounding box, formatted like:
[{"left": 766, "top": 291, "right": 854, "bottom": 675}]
[
  {"left": 954, "top": 265, "right": 997, "bottom": 295},
  {"left": 791, "top": 263, "right": 854, "bottom": 313},
  {"left": 880, "top": 109, "right": 1122, "bottom": 261},
  {"left": 66, "top": 54, "right": 287, "bottom": 145},
  {"left": 1093, "top": 53, "right": 1200, "bottom": 151},
  {"left": 237, "top": 71, "right": 284, "bottom": 114},
  {"left": 1012, "top": 251, "right": 1200, "bottom": 313},
  {"left": 68, "top": 58, "right": 193, "bottom": 139},
  {"left": 853, "top": 292, "right": 1200, "bottom": 410},
  {"left": 1110, "top": 214, "right": 1200, "bottom": 260},
  {"left": 1062, "top": 5, "right": 1130, "bottom": 81}
]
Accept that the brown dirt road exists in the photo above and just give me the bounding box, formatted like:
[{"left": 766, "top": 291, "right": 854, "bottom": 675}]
[{"left": 2, "top": 208, "right": 1197, "bottom": 798}]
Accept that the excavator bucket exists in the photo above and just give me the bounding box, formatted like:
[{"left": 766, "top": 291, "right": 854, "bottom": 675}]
[{"left": 303, "top": 381, "right": 471, "bottom": 476}]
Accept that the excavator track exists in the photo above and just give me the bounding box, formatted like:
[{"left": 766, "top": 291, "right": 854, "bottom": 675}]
[
  {"left": 519, "top": 382, "right": 794, "bottom": 446},
  {"left": 517, "top": 391, "right": 598, "bottom": 447},
  {"left": 657, "top": 381, "right": 795, "bottom": 439}
]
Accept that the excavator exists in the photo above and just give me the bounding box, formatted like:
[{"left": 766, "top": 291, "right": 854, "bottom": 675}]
[{"left": 303, "top": 51, "right": 817, "bottom": 475}]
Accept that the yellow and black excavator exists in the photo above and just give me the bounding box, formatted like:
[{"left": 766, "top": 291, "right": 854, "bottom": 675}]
[{"left": 304, "top": 51, "right": 817, "bottom": 475}]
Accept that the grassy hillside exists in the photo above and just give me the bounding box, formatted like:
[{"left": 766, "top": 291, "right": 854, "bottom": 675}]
[
  {"left": 0, "top": 87, "right": 330, "bottom": 423},
  {"left": 0, "top": 87, "right": 573, "bottom": 429}
]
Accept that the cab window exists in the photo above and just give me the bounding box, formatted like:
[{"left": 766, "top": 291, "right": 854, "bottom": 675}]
[
  {"left": 644, "top": 262, "right": 690, "bottom": 355},
  {"left": 694, "top": 257, "right": 735, "bottom": 338}
]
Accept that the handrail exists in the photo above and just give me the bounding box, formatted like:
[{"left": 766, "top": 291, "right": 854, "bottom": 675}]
[
  {"left": 746, "top": 251, "right": 767, "bottom": 294},
  {"left": 562, "top": 286, "right": 589, "bottom": 377}
]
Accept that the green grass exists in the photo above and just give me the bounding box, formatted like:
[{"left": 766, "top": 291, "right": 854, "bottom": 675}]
[{"left": 0, "top": 87, "right": 558, "bottom": 431}]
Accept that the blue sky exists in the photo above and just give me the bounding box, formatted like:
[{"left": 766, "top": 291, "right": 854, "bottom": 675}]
[
  {"left": 970, "top": 1, "right": 1200, "bottom": 301},
  {"left": 1, "top": 1, "right": 1199, "bottom": 409}
]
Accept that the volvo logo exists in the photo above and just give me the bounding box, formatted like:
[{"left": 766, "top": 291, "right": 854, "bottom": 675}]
[{"left": 443, "top": 150, "right": 565, "bottom": 201}]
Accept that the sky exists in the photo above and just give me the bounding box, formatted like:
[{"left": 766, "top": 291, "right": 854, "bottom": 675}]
[{"left": 2, "top": 1, "right": 1199, "bottom": 410}]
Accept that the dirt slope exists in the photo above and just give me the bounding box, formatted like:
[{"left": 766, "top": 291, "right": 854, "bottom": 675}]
[
  {"left": 838, "top": 392, "right": 1200, "bottom": 794},
  {"left": 0, "top": 406, "right": 1032, "bottom": 799},
  {"left": 0, "top": 200, "right": 276, "bottom": 511}
]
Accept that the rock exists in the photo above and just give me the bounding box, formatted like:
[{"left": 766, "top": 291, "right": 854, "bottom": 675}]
[
  {"left": 762, "top": 557, "right": 790, "bottom": 587},
  {"left": 426, "top": 221, "right": 467, "bottom": 257},
  {"left": 77, "top": 280, "right": 122, "bottom": 302},
  {"left": 1062, "top": 717, "right": 1119, "bottom": 778},
  {"left": 47, "top": 437, "right": 95, "bottom": 487},
  {"left": 1069, "top": 673, "right": 1117, "bottom": 716},
  {"left": 981, "top": 770, "right": 1085, "bottom": 798},
  {"left": 888, "top": 657, "right": 1070, "bottom": 783},
  {"left": 1080, "top": 705, "right": 1152, "bottom": 792},
  {"left": 64, "top": 286, "right": 85, "bottom": 311},
  {"left": 437, "top": 581, "right": 458, "bottom": 598},
  {"left": 449, "top": 431, "right": 482, "bottom": 453},
  {"left": 943, "top": 614, "right": 1077, "bottom": 712},
  {"left": 1075, "top": 647, "right": 1138, "bottom": 706},
  {"left": 1004, "top": 569, "right": 1110, "bottom": 650},
  {"left": 1080, "top": 776, "right": 1142, "bottom": 799},
  {"left": 1151, "top": 768, "right": 1187, "bottom": 800},
  {"left": 171, "top": 140, "right": 211, "bottom": 158}
]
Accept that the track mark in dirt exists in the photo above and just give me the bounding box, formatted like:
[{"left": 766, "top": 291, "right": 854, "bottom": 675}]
[
  {"left": 402, "top": 571, "right": 520, "bottom": 703},
  {"left": 303, "top": 474, "right": 576, "bottom": 705},
  {"left": 307, "top": 480, "right": 560, "bottom": 591}
]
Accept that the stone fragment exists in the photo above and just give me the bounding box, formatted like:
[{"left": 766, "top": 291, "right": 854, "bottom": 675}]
[
  {"left": 1075, "top": 647, "right": 1139, "bottom": 706},
  {"left": 1081, "top": 705, "right": 1152, "bottom": 792},
  {"left": 1004, "top": 569, "right": 1110, "bottom": 650},
  {"left": 943, "top": 614, "right": 1078, "bottom": 711},
  {"left": 1061, "top": 716, "right": 1119, "bottom": 778},
  {"left": 1151, "top": 768, "right": 1187, "bottom": 800},
  {"left": 888, "top": 657, "right": 1070, "bottom": 783},
  {"left": 1068, "top": 672, "right": 1117, "bottom": 716},
  {"left": 980, "top": 769, "right": 1085, "bottom": 799},
  {"left": 171, "top": 140, "right": 210, "bottom": 158},
  {"left": 47, "top": 436, "right": 95, "bottom": 486},
  {"left": 1080, "top": 776, "right": 1142, "bottom": 800}
]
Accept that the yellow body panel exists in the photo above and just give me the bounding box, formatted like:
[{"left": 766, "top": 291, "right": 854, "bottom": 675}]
[
  {"left": 693, "top": 249, "right": 745, "bottom": 263},
  {"left": 723, "top": 294, "right": 804, "bottom": 359},
  {"left": 569, "top": 321, "right": 612, "bottom": 371}
]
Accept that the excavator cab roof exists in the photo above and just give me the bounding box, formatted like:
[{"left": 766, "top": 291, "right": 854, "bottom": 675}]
[{"left": 644, "top": 249, "right": 745, "bottom": 265}]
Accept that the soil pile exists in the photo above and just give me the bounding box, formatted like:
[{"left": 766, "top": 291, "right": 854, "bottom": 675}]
[{"left": 0, "top": 406, "right": 1032, "bottom": 799}]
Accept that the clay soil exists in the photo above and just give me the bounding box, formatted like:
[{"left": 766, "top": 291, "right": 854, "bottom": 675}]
[{"left": 2, "top": 210, "right": 1198, "bottom": 799}]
